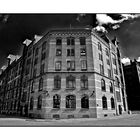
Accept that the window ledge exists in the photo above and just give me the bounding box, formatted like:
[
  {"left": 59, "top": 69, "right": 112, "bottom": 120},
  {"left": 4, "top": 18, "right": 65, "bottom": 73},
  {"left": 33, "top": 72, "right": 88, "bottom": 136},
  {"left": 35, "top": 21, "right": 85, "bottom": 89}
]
[{"left": 66, "top": 88, "right": 76, "bottom": 90}]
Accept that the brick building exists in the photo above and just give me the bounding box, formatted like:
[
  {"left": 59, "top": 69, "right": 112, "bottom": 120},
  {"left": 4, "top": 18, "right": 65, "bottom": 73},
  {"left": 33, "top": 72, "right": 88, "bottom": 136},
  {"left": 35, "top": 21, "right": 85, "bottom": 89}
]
[
  {"left": 0, "top": 57, "right": 23, "bottom": 115},
  {"left": 0, "top": 28, "right": 128, "bottom": 119},
  {"left": 123, "top": 60, "right": 140, "bottom": 111}
]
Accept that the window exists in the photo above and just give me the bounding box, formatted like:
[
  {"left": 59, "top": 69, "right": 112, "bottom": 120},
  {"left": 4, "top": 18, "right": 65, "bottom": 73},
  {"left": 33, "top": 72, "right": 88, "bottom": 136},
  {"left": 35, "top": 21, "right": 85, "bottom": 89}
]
[
  {"left": 27, "top": 50, "right": 32, "bottom": 57},
  {"left": 80, "top": 48, "right": 86, "bottom": 56},
  {"left": 99, "top": 53, "right": 103, "bottom": 61},
  {"left": 55, "top": 61, "right": 61, "bottom": 71},
  {"left": 67, "top": 61, "right": 75, "bottom": 71},
  {"left": 42, "top": 41, "right": 46, "bottom": 51},
  {"left": 81, "top": 60, "right": 87, "bottom": 71},
  {"left": 33, "top": 69, "right": 37, "bottom": 77},
  {"left": 21, "top": 92, "right": 27, "bottom": 102},
  {"left": 27, "top": 58, "right": 31, "bottom": 65},
  {"left": 34, "top": 58, "right": 38, "bottom": 65},
  {"left": 37, "top": 95, "right": 42, "bottom": 110},
  {"left": 66, "top": 75, "right": 76, "bottom": 89},
  {"left": 115, "top": 77, "right": 120, "bottom": 87},
  {"left": 40, "top": 64, "right": 45, "bottom": 74},
  {"left": 106, "top": 59, "right": 110, "bottom": 65},
  {"left": 100, "top": 64, "right": 104, "bottom": 75},
  {"left": 56, "top": 49, "right": 62, "bottom": 56},
  {"left": 114, "top": 68, "right": 118, "bottom": 75},
  {"left": 81, "top": 75, "right": 88, "bottom": 89},
  {"left": 31, "top": 81, "right": 34, "bottom": 92},
  {"left": 30, "top": 97, "right": 34, "bottom": 110},
  {"left": 98, "top": 42, "right": 102, "bottom": 51},
  {"left": 112, "top": 54, "right": 117, "bottom": 65},
  {"left": 53, "top": 94, "right": 61, "bottom": 108},
  {"left": 109, "top": 82, "right": 113, "bottom": 93},
  {"left": 106, "top": 48, "right": 109, "bottom": 56},
  {"left": 108, "top": 69, "right": 112, "bottom": 78},
  {"left": 56, "top": 38, "right": 62, "bottom": 46},
  {"left": 80, "top": 37, "right": 86, "bottom": 45},
  {"left": 101, "top": 79, "right": 106, "bottom": 91},
  {"left": 54, "top": 76, "right": 61, "bottom": 89},
  {"left": 102, "top": 96, "right": 107, "bottom": 109},
  {"left": 67, "top": 49, "right": 75, "bottom": 56},
  {"left": 39, "top": 78, "right": 43, "bottom": 91},
  {"left": 35, "top": 48, "right": 39, "bottom": 56},
  {"left": 25, "top": 68, "right": 29, "bottom": 75},
  {"left": 116, "top": 91, "right": 121, "bottom": 102},
  {"left": 67, "top": 37, "right": 75, "bottom": 45},
  {"left": 81, "top": 95, "right": 89, "bottom": 109},
  {"left": 66, "top": 95, "right": 76, "bottom": 109},
  {"left": 41, "top": 52, "right": 46, "bottom": 60},
  {"left": 111, "top": 97, "right": 115, "bottom": 109}
]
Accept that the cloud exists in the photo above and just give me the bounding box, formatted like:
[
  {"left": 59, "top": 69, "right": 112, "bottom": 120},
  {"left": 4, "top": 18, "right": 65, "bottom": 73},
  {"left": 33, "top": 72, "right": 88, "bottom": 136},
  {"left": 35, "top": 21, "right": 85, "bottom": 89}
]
[
  {"left": 137, "top": 57, "right": 140, "bottom": 62},
  {"left": 94, "top": 25, "right": 108, "bottom": 33},
  {"left": 121, "top": 57, "right": 131, "bottom": 64},
  {"left": 95, "top": 14, "right": 140, "bottom": 32}
]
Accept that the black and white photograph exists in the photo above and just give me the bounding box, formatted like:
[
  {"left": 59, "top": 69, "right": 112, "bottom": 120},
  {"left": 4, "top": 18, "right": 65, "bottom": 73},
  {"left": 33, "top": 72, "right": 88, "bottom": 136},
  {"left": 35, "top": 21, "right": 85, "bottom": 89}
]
[{"left": 0, "top": 13, "right": 140, "bottom": 127}]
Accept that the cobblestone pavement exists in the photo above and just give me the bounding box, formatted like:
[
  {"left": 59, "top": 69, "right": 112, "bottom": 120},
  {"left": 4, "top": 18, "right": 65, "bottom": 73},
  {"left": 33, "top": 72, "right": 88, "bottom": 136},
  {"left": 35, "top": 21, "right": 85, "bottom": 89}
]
[{"left": 0, "top": 114, "right": 139, "bottom": 126}]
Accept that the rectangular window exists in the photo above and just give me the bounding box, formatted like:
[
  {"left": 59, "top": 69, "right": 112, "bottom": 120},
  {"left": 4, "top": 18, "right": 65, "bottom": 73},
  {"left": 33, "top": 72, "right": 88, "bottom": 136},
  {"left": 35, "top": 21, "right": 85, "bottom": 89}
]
[
  {"left": 27, "top": 50, "right": 32, "bottom": 57},
  {"left": 80, "top": 37, "right": 86, "bottom": 45},
  {"left": 108, "top": 69, "right": 112, "bottom": 78},
  {"left": 67, "top": 49, "right": 75, "bottom": 56},
  {"left": 55, "top": 61, "right": 61, "bottom": 71},
  {"left": 35, "top": 48, "right": 39, "bottom": 56},
  {"left": 114, "top": 68, "right": 118, "bottom": 75},
  {"left": 41, "top": 52, "right": 46, "bottom": 60},
  {"left": 34, "top": 58, "right": 38, "bottom": 65},
  {"left": 81, "top": 60, "right": 87, "bottom": 71},
  {"left": 26, "top": 58, "right": 31, "bottom": 65},
  {"left": 33, "top": 69, "right": 37, "bottom": 77},
  {"left": 98, "top": 42, "right": 102, "bottom": 51},
  {"left": 67, "top": 61, "right": 75, "bottom": 71},
  {"left": 100, "top": 64, "right": 104, "bottom": 75},
  {"left": 99, "top": 53, "right": 103, "bottom": 61},
  {"left": 42, "top": 41, "right": 46, "bottom": 51},
  {"left": 40, "top": 64, "right": 45, "bottom": 74},
  {"left": 56, "top": 49, "right": 62, "bottom": 56},
  {"left": 106, "top": 59, "right": 110, "bottom": 65},
  {"left": 116, "top": 91, "right": 121, "bottom": 102},
  {"left": 106, "top": 48, "right": 109, "bottom": 56},
  {"left": 67, "top": 37, "right": 75, "bottom": 45},
  {"left": 80, "top": 48, "right": 86, "bottom": 56},
  {"left": 56, "top": 38, "right": 62, "bottom": 46}
]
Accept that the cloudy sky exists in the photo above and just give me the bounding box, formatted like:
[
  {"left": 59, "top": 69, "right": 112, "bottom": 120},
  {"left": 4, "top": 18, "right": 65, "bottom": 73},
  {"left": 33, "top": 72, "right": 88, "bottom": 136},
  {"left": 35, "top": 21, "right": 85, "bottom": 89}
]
[{"left": 0, "top": 14, "right": 140, "bottom": 68}]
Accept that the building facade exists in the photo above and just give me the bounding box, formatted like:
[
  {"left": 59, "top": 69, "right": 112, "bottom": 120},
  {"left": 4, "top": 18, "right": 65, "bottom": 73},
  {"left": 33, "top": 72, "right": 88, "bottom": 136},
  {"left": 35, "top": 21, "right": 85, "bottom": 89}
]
[
  {"left": 0, "top": 28, "right": 128, "bottom": 119},
  {"left": 0, "top": 57, "right": 23, "bottom": 115},
  {"left": 123, "top": 60, "right": 140, "bottom": 111}
]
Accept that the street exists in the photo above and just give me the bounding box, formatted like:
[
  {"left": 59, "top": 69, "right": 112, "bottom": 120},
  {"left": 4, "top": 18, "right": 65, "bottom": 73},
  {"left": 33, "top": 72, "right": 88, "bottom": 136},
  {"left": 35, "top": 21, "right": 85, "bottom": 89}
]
[{"left": 0, "top": 114, "right": 139, "bottom": 126}]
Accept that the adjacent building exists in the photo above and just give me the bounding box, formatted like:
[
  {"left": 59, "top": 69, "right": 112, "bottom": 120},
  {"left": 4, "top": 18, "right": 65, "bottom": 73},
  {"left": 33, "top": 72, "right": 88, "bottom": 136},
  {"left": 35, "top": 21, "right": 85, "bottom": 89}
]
[
  {"left": 123, "top": 60, "right": 140, "bottom": 111},
  {"left": 0, "top": 27, "right": 128, "bottom": 119}
]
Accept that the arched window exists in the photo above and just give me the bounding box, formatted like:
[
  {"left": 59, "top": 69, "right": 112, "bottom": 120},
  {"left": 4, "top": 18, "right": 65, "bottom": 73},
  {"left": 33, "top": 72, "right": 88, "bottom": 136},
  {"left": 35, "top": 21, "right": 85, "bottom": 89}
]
[
  {"left": 66, "top": 95, "right": 76, "bottom": 109},
  {"left": 39, "top": 78, "right": 43, "bottom": 91},
  {"left": 66, "top": 75, "right": 76, "bottom": 89},
  {"left": 111, "top": 97, "right": 115, "bottom": 110},
  {"left": 115, "top": 77, "right": 120, "bottom": 87},
  {"left": 30, "top": 97, "right": 34, "bottom": 110},
  {"left": 110, "top": 82, "right": 113, "bottom": 93},
  {"left": 102, "top": 96, "right": 107, "bottom": 109},
  {"left": 54, "top": 76, "right": 61, "bottom": 89},
  {"left": 81, "top": 95, "right": 89, "bottom": 109},
  {"left": 53, "top": 94, "right": 61, "bottom": 108},
  {"left": 101, "top": 79, "right": 106, "bottom": 91},
  {"left": 37, "top": 95, "right": 42, "bottom": 110},
  {"left": 81, "top": 75, "right": 88, "bottom": 89}
]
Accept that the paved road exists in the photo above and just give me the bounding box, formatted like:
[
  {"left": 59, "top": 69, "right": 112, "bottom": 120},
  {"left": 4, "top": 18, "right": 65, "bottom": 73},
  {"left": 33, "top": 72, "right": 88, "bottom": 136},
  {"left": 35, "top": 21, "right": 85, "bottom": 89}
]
[{"left": 0, "top": 114, "right": 139, "bottom": 126}]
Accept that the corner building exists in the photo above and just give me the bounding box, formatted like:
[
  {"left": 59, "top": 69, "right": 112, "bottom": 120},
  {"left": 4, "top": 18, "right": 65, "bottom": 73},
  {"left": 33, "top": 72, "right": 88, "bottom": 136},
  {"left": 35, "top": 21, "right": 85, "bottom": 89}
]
[{"left": 21, "top": 28, "right": 128, "bottom": 119}]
